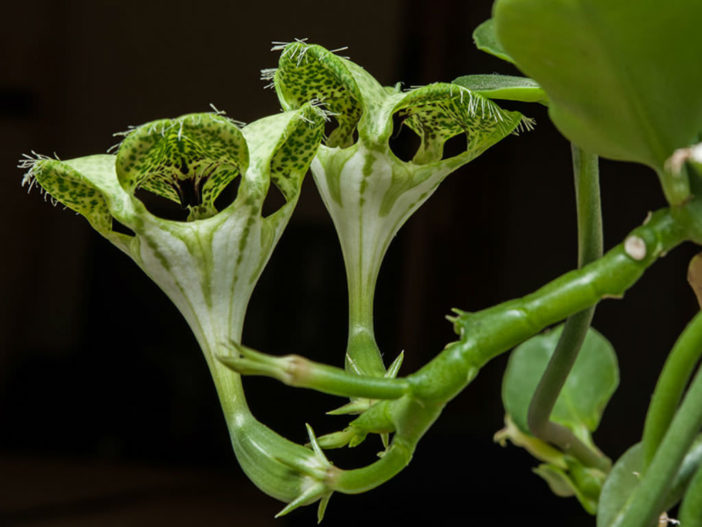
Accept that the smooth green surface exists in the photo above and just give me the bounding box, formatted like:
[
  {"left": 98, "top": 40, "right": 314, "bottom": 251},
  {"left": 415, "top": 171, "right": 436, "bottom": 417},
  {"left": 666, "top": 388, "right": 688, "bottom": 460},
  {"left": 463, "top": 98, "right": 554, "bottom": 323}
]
[
  {"left": 453, "top": 74, "right": 547, "bottom": 105},
  {"left": 642, "top": 310, "right": 702, "bottom": 470},
  {"left": 503, "top": 325, "right": 618, "bottom": 437},
  {"left": 598, "top": 438, "right": 702, "bottom": 526},
  {"left": 493, "top": 0, "right": 702, "bottom": 202},
  {"left": 614, "top": 365, "right": 702, "bottom": 527},
  {"left": 218, "top": 343, "right": 410, "bottom": 400},
  {"left": 597, "top": 444, "right": 642, "bottom": 527},
  {"left": 680, "top": 462, "right": 702, "bottom": 526},
  {"left": 534, "top": 462, "right": 601, "bottom": 514},
  {"left": 472, "top": 18, "right": 514, "bottom": 64}
]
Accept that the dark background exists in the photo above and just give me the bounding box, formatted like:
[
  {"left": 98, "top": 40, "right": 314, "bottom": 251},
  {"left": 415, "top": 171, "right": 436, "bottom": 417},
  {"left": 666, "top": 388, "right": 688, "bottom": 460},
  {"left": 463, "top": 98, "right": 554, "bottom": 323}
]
[{"left": 0, "top": 1, "right": 698, "bottom": 525}]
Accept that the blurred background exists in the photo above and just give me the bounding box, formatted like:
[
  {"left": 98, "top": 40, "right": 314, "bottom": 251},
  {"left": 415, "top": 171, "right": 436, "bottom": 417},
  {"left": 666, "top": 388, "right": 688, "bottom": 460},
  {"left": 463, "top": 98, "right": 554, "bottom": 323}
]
[{"left": 0, "top": 0, "right": 698, "bottom": 525}]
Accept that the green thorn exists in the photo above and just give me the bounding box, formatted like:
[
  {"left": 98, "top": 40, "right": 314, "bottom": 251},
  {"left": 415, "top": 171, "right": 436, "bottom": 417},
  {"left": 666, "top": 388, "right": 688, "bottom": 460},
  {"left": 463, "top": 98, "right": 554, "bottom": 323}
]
[
  {"left": 381, "top": 432, "right": 390, "bottom": 450},
  {"left": 316, "top": 426, "right": 368, "bottom": 449},
  {"left": 348, "top": 432, "right": 368, "bottom": 448},
  {"left": 385, "top": 351, "right": 404, "bottom": 378},
  {"left": 271, "top": 452, "right": 319, "bottom": 480},
  {"left": 275, "top": 482, "right": 326, "bottom": 518},
  {"left": 316, "top": 428, "right": 355, "bottom": 449},
  {"left": 317, "top": 492, "right": 333, "bottom": 523},
  {"left": 306, "top": 423, "right": 330, "bottom": 462},
  {"left": 327, "top": 398, "right": 373, "bottom": 416}
]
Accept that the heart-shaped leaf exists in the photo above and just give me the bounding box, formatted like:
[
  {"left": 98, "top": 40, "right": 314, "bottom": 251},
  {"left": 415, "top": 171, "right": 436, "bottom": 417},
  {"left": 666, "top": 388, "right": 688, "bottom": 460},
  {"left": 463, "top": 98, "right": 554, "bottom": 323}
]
[
  {"left": 493, "top": 0, "right": 702, "bottom": 187},
  {"left": 502, "top": 325, "right": 619, "bottom": 438}
]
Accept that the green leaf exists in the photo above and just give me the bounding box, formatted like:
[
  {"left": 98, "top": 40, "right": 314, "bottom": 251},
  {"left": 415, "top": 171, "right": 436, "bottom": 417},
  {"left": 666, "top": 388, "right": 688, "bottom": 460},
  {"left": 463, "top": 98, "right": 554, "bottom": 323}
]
[
  {"left": 534, "top": 463, "right": 601, "bottom": 514},
  {"left": 453, "top": 74, "right": 547, "bottom": 105},
  {"left": 597, "top": 438, "right": 702, "bottom": 526},
  {"left": 534, "top": 464, "right": 576, "bottom": 498},
  {"left": 667, "top": 436, "right": 702, "bottom": 513},
  {"left": 502, "top": 325, "right": 619, "bottom": 438},
  {"left": 493, "top": 0, "right": 702, "bottom": 180},
  {"left": 472, "top": 19, "right": 514, "bottom": 64},
  {"left": 679, "top": 462, "right": 702, "bottom": 527},
  {"left": 597, "top": 443, "right": 642, "bottom": 527}
]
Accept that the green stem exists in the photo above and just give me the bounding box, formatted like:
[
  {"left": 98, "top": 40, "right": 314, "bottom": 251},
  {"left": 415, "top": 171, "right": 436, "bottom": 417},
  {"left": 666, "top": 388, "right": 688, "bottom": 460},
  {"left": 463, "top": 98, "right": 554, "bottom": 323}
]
[
  {"left": 332, "top": 397, "right": 443, "bottom": 494},
  {"left": 328, "top": 205, "right": 690, "bottom": 496},
  {"left": 332, "top": 437, "right": 415, "bottom": 494},
  {"left": 680, "top": 460, "right": 702, "bottom": 526},
  {"left": 190, "top": 312, "right": 251, "bottom": 424},
  {"left": 660, "top": 165, "right": 692, "bottom": 207},
  {"left": 616, "top": 363, "right": 702, "bottom": 527},
  {"left": 642, "top": 310, "right": 702, "bottom": 470},
  {"left": 346, "top": 260, "right": 385, "bottom": 377},
  {"left": 226, "top": 206, "right": 689, "bottom": 412},
  {"left": 218, "top": 343, "right": 410, "bottom": 400},
  {"left": 527, "top": 146, "right": 607, "bottom": 471},
  {"left": 572, "top": 147, "right": 604, "bottom": 268},
  {"left": 412, "top": 205, "right": 687, "bottom": 403}
]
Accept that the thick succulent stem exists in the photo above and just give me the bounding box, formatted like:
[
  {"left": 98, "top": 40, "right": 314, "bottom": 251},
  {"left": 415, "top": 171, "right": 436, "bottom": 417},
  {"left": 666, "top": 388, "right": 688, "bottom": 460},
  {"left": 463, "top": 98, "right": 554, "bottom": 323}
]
[
  {"left": 341, "top": 205, "right": 688, "bottom": 494},
  {"left": 642, "top": 310, "right": 702, "bottom": 469},
  {"left": 223, "top": 202, "right": 692, "bottom": 497}
]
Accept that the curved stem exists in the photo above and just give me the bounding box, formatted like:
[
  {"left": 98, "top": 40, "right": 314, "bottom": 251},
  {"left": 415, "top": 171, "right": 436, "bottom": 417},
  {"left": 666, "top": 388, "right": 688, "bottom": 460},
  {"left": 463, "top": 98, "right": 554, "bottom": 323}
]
[
  {"left": 527, "top": 145, "right": 607, "bottom": 470},
  {"left": 331, "top": 437, "right": 415, "bottom": 494},
  {"left": 412, "top": 206, "right": 687, "bottom": 403},
  {"left": 642, "top": 310, "right": 702, "bottom": 470},
  {"left": 616, "top": 363, "right": 702, "bottom": 527}
]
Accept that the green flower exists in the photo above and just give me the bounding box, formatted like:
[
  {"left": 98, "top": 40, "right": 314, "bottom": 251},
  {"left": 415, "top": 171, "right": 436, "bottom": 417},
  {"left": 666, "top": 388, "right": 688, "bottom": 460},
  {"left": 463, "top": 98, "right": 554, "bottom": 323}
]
[
  {"left": 21, "top": 104, "right": 337, "bottom": 514},
  {"left": 270, "top": 42, "right": 532, "bottom": 380}
]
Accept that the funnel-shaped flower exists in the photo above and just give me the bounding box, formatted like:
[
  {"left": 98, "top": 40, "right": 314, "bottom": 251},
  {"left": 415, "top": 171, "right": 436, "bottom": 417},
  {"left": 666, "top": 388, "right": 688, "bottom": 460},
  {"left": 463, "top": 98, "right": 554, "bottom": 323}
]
[
  {"left": 271, "top": 42, "right": 532, "bottom": 379},
  {"left": 21, "top": 105, "right": 333, "bottom": 510}
]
